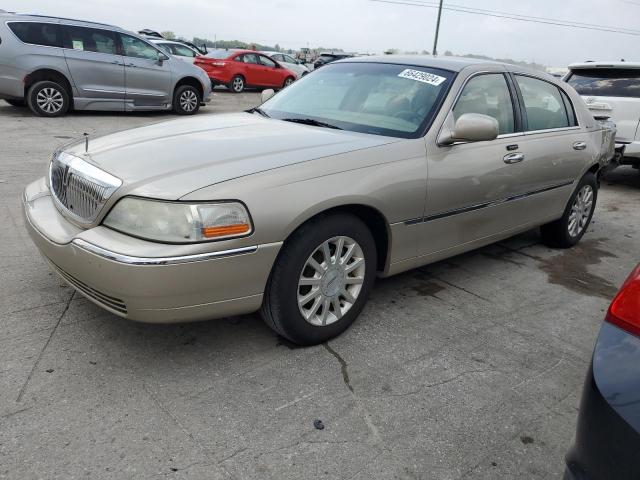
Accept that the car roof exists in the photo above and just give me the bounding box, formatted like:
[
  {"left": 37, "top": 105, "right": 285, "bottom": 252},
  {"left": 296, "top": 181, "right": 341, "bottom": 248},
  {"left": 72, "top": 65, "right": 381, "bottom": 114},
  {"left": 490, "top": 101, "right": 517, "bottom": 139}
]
[
  {"left": 337, "top": 55, "right": 542, "bottom": 74},
  {"left": 569, "top": 61, "right": 640, "bottom": 70},
  {"left": 0, "top": 11, "right": 121, "bottom": 30}
]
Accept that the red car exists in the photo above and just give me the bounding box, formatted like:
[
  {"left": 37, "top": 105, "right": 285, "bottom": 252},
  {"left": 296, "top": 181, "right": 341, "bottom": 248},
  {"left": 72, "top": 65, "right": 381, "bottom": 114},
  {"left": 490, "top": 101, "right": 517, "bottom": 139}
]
[{"left": 194, "top": 49, "right": 297, "bottom": 93}]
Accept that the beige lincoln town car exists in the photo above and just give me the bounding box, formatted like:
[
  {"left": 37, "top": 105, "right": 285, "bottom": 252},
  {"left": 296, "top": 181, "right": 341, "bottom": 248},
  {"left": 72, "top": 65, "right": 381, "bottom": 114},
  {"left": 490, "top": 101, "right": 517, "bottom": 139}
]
[{"left": 23, "top": 56, "right": 615, "bottom": 345}]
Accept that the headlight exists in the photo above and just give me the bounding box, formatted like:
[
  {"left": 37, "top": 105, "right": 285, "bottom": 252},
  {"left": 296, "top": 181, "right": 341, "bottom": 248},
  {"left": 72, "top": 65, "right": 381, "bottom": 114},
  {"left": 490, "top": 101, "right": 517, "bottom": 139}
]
[{"left": 103, "top": 197, "right": 252, "bottom": 243}]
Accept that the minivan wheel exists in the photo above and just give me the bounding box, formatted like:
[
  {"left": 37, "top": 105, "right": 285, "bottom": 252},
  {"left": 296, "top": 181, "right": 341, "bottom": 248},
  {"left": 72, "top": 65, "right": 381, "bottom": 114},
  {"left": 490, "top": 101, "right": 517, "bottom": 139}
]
[
  {"left": 261, "top": 213, "right": 377, "bottom": 346},
  {"left": 5, "top": 99, "right": 25, "bottom": 107},
  {"left": 230, "top": 75, "right": 245, "bottom": 93},
  {"left": 27, "top": 81, "right": 69, "bottom": 117},
  {"left": 173, "top": 85, "right": 201, "bottom": 115},
  {"left": 541, "top": 172, "right": 598, "bottom": 248}
]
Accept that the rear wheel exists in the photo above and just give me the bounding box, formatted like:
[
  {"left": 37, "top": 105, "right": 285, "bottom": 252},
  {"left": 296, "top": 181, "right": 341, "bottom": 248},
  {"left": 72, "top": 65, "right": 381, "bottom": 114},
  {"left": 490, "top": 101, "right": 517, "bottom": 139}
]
[
  {"left": 27, "top": 80, "right": 70, "bottom": 117},
  {"left": 261, "top": 213, "right": 377, "bottom": 346},
  {"left": 541, "top": 172, "right": 597, "bottom": 248},
  {"left": 229, "top": 75, "right": 245, "bottom": 93},
  {"left": 173, "top": 85, "right": 201, "bottom": 115},
  {"left": 5, "top": 99, "right": 25, "bottom": 107}
]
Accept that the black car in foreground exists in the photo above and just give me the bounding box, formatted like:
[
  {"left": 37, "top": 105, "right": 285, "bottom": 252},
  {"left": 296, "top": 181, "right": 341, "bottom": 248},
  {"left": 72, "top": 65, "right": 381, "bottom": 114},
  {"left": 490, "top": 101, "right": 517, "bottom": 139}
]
[
  {"left": 565, "top": 264, "right": 640, "bottom": 480},
  {"left": 313, "top": 53, "right": 352, "bottom": 69}
]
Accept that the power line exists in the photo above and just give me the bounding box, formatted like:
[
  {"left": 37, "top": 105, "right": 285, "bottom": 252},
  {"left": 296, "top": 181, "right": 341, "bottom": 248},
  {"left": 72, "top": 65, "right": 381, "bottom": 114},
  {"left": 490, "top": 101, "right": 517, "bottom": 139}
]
[{"left": 370, "top": 0, "right": 640, "bottom": 37}]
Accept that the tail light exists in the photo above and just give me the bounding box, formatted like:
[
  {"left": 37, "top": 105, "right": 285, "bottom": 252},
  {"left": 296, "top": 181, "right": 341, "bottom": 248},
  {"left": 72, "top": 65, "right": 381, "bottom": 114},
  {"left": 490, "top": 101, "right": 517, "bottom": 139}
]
[{"left": 606, "top": 264, "right": 640, "bottom": 337}]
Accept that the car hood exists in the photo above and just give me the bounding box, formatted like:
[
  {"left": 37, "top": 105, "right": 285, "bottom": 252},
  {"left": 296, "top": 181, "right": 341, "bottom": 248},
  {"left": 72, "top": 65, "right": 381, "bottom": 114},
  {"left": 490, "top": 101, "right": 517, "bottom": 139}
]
[{"left": 65, "top": 113, "right": 400, "bottom": 200}]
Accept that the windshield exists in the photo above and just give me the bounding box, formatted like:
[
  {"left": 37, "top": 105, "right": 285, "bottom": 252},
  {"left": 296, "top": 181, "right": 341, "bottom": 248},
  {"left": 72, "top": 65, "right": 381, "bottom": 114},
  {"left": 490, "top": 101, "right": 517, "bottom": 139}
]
[
  {"left": 260, "top": 62, "right": 454, "bottom": 138},
  {"left": 206, "top": 49, "right": 234, "bottom": 59},
  {"left": 567, "top": 68, "right": 640, "bottom": 98}
]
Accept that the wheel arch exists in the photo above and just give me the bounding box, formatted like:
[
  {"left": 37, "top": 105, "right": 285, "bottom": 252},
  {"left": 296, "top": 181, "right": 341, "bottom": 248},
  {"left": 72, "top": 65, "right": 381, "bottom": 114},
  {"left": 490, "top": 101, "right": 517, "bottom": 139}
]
[
  {"left": 175, "top": 76, "right": 204, "bottom": 98},
  {"left": 282, "top": 202, "right": 391, "bottom": 273},
  {"left": 24, "top": 68, "right": 73, "bottom": 99}
]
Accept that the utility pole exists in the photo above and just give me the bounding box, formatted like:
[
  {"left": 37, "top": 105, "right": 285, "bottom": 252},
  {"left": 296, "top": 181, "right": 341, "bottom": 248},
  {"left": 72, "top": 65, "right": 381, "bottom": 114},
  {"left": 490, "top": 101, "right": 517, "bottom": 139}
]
[{"left": 432, "top": 0, "right": 444, "bottom": 56}]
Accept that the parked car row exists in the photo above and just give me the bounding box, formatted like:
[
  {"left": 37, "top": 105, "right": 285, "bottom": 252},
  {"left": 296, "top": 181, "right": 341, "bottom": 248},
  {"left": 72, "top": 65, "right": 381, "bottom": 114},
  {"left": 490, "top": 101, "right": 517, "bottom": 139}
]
[
  {"left": 0, "top": 12, "right": 211, "bottom": 116},
  {"left": 0, "top": 13, "right": 302, "bottom": 116}
]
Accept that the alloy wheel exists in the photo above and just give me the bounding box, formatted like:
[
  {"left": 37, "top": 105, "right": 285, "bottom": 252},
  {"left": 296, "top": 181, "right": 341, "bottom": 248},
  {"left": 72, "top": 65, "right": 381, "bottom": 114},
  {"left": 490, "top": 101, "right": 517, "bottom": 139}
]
[
  {"left": 568, "top": 185, "right": 594, "bottom": 237},
  {"left": 297, "top": 236, "right": 365, "bottom": 327},
  {"left": 36, "top": 87, "right": 64, "bottom": 114},
  {"left": 179, "top": 90, "right": 198, "bottom": 112},
  {"left": 232, "top": 77, "right": 244, "bottom": 92}
]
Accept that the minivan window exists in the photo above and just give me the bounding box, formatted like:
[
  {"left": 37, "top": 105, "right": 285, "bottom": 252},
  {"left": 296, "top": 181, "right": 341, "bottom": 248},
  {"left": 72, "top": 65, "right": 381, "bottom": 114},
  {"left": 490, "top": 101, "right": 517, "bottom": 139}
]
[
  {"left": 120, "top": 34, "right": 160, "bottom": 60},
  {"left": 63, "top": 26, "right": 118, "bottom": 55},
  {"left": 453, "top": 74, "right": 515, "bottom": 135},
  {"left": 8, "top": 22, "right": 61, "bottom": 47},
  {"left": 515, "top": 75, "right": 570, "bottom": 131},
  {"left": 566, "top": 68, "right": 640, "bottom": 98}
]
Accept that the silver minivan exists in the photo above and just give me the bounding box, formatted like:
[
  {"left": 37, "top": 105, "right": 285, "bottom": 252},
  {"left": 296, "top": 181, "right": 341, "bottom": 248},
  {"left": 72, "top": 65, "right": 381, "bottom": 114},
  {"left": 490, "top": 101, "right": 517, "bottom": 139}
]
[{"left": 0, "top": 12, "right": 211, "bottom": 116}]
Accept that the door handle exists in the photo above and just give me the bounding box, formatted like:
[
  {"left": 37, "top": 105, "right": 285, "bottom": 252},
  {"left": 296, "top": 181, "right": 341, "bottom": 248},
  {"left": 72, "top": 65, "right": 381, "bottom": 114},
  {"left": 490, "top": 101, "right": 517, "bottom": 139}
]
[
  {"left": 503, "top": 153, "right": 525, "bottom": 164},
  {"left": 126, "top": 63, "right": 137, "bottom": 67},
  {"left": 573, "top": 141, "right": 587, "bottom": 150}
]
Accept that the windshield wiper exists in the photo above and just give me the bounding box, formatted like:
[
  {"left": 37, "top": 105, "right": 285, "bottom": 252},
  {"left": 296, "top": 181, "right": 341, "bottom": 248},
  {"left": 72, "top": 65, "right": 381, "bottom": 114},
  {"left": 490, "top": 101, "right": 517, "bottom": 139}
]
[
  {"left": 249, "top": 107, "right": 270, "bottom": 118},
  {"left": 281, "top": 118, "right": 342, "bottom": 130}
]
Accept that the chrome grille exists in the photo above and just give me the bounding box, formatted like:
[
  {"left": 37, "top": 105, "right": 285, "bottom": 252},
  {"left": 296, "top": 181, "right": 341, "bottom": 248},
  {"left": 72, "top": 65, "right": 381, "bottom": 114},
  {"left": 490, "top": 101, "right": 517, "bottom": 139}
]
[{"left": 49, "top": 151, "right": 122, "bottom": 224}]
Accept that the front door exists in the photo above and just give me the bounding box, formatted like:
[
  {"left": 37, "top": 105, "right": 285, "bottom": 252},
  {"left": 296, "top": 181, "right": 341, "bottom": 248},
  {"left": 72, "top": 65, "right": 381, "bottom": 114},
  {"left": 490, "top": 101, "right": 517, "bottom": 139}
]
[
  {"left": 257, "top": 54, "right": 283, "bottom": 87},
  {"left": 119, "top": 33, "right": 172, "bottom": 108},
  {"left": 420, "top": 72, "right": 527, "bottom": 257},
  {"left": 61, "top": 25, "right": 125, "bottom": 110}
]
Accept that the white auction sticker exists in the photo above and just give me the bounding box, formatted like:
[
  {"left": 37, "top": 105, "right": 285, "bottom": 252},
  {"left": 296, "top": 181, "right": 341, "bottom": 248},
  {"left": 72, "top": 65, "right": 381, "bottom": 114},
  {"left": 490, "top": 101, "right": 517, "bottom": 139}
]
[{"left": 398, "top": 69, "right": 446, "bottom": 86}]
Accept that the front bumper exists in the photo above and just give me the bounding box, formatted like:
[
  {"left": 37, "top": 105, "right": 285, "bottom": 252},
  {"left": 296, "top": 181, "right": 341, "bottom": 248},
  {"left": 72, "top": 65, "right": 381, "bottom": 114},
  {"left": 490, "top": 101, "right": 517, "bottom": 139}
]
[{"left": 23, "top": 179, "right": 281, "bottom": 323}]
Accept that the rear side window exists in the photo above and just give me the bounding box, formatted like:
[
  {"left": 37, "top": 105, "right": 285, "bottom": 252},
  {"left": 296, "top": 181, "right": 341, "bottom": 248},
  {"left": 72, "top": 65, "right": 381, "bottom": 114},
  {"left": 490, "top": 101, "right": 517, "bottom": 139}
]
[
  {"left": 453, "top": 73, "right": 515, "bottom": 135},
  {"left": 63, "top": 26, "right": 118, "bottom": 55},
  {"left": 8, "top": 22, "right": 61, "bottom": 47},
  {"left": 567, "top": 68, "right": 640, "bottom": 98},
  {"left": 515, "top": 75, "right": 570, "bottom": 131}
]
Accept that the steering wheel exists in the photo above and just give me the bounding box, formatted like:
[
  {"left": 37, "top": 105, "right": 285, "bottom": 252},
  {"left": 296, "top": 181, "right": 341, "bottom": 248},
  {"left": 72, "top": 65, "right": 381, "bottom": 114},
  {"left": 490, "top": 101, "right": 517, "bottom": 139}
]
[{"left": 393, "top": 111, "right": 422, "bottom": 123}]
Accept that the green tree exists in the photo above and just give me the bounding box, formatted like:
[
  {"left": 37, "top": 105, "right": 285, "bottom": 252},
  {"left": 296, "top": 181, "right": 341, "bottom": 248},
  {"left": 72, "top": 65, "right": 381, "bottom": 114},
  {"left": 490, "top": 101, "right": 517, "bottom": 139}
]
[{"left": 161, "top": 31, "right": 176, "bottom": 40}]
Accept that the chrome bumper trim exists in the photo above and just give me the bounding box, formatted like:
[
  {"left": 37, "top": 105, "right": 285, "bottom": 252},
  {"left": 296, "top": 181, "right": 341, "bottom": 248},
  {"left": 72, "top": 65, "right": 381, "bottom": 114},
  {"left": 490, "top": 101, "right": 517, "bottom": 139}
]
[{"left": 72, "top": 239, "right": 258, "bottom": 266}]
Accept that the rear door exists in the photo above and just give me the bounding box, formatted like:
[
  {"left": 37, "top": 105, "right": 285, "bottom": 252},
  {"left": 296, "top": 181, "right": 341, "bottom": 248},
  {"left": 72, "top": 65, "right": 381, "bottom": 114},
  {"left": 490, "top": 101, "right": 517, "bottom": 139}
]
[
  {"left": 511, "top": 74, "right": 586, "bottom": 203},
  {"left": 61, "top": 24, "right": 125, "bottom": 110},
  {"left": 566, "top": 68, "right": 640, "bottom": 143},
  {"left": 237, "top": 53, "right": 261, "bottom": 86},
  {"left": 119, "top": 33, "right": 172, "bottom": 107}
]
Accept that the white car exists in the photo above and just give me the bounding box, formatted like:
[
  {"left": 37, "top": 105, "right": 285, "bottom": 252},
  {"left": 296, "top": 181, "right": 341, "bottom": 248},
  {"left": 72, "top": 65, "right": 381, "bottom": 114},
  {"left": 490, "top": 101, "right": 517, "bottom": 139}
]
[
  {"left": 150, "top": 39, "right": 201, "bottom": 63},
  {"left": 261, "top": 51, "right": 309, "bottom": 79},
  {"left": 565, "top": 61, "right": 640, "bottom": 170}
]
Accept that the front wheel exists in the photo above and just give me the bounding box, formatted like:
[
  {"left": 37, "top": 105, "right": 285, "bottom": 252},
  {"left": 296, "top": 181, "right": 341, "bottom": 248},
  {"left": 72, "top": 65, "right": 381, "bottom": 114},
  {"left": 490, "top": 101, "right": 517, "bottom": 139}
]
[
  {"left": 173, "top": 85, "right": 201, "bottom": 115},
  {"left": 541, "top": 172, "right": 597, "bottom": 248},
  {"left": 282, "top": 76, "right": 294, "bottom": 88},
  {"left": 261, "top": 213, "right": 377, "bottom": 346}
]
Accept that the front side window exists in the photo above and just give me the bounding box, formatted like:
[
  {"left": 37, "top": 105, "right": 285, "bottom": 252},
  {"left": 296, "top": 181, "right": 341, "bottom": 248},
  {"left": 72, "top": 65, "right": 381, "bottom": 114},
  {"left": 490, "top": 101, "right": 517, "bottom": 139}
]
[
  {"left": 516, "top": 75, "right": 570, "bottom": 131},
  {"left": 453, "top": 74, "right": 515, "bottom": 135},
  {"left": 260, "top": 62, "right": 454, "bottom": 138},
  {"left": 566, "top": 68, "right": 640, "bottom": 98},
  {"left": 283, "top": 55, "right": 297, "bottom": 64},
  {"left": 120, "top": 34, "right": 160, "bottom": 60},
  {"left": 259, "top": 55, "right": 276, "bottom": 68},
  {"left": 8, "top": 22, "right": 61, "bottom": 47},
  {"left": 64, "top": 26, "right": 118, "bottom": 55}
]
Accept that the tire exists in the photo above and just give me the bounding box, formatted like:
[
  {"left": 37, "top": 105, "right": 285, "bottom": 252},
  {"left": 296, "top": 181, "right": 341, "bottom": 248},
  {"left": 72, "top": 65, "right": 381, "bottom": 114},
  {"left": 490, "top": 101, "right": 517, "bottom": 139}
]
[
  {"left": 261, "top": 213, "right": 377, "bottom": 346},
  {"left": 173, "top": 85, "right": 201, "bottom": 115},
  {"left": 5, "top": 99, "right": 25, "bottom": 107},
  {"left": 27, "top": 80, "right": 70, "bottom": 117},
  {"left": 282, "top": 76, "right": 295, "bottom": 88},
  {"left": 541, "top": 172, "right": 598, "bottom": 248},
  {"left": 229, "top": 75, "right": 245, "bottom": 93}
]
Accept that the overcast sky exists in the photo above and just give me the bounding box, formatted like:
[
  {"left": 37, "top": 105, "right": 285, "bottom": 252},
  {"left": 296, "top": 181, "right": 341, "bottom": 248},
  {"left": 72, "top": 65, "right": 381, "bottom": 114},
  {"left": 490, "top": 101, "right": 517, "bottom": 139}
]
[{"left": 3, "top": 0, "right": 638, "bottom": 66}]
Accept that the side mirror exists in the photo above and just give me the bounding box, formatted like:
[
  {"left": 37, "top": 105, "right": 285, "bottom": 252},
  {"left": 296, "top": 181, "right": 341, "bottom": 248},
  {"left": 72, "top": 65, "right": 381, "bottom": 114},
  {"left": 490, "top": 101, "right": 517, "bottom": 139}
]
[
  {"left": 261, "top": 89, "right": 275, "bottom": 103},
  {"left": 438, "top": 113, "right": 499, "bottom": 145},
  {"left": 157, "top": 52, "right": 170, "bottom": 65}
]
